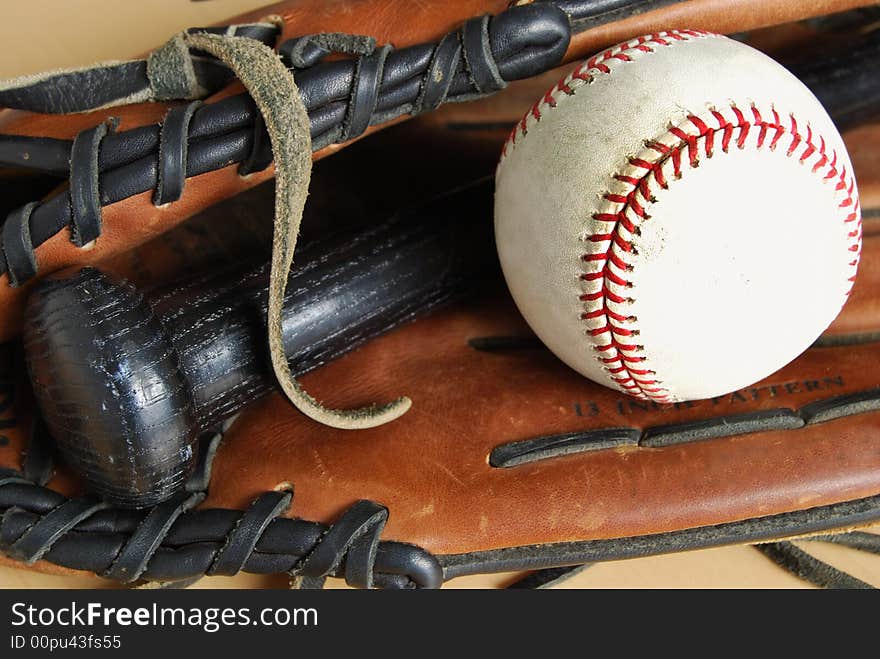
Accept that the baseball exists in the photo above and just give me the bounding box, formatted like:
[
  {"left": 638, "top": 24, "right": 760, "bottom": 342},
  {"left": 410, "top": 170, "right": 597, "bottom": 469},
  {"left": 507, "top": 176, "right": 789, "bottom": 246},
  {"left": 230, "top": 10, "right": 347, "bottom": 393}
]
[{"left": 494, "top": 30, "right": 861, "bottom": 403}]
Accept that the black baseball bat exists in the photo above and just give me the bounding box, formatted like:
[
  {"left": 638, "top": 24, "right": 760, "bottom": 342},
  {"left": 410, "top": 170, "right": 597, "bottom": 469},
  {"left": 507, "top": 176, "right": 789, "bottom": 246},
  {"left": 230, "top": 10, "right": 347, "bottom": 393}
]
[{"left": 23, "top": 180, "right": 497, "bottom": 508}]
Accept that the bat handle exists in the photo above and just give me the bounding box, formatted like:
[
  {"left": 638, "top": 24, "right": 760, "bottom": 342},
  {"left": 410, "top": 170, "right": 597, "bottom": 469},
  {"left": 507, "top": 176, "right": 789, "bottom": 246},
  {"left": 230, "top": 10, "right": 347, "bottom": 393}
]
[{"left": 23, "top": 181, "right": 496, "bottom": 507}]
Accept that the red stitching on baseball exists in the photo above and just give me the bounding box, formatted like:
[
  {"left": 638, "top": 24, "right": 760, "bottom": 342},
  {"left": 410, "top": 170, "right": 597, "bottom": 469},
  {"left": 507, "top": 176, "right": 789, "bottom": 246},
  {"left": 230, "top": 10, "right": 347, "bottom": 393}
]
[
  {"left": 498, "top": 30, "right": 860, "bottom": 402},
  {"left": 583, "top": 106, "right": 860, "bottom": 402},
  {"left": 500, "top": 30, "right": 711, "bottom": 158}
]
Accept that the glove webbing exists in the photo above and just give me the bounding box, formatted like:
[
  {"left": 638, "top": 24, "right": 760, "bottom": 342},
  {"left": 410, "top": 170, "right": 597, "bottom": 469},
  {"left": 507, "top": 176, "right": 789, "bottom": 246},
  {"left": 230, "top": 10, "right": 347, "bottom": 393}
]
[
  {"left": 0, "top": 5, "right": 569, "bottom": 290},
  {"left": 0, "top": 417, "right": 443, "bottom": 589}
]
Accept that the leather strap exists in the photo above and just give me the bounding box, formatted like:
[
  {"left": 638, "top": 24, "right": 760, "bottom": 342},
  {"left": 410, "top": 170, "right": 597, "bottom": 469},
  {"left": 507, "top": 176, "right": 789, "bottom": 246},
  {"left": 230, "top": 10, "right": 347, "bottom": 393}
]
[
  {"left": 177, "top": 30, "right": 411, "bottom": 429},
  {"left": 292, "top": 500, "right": 389, "bottom": 589},
  {"left": 69, "top": 121, "right": 113, "bottom": 247},
  {"left": 461, "top": 15, "right": 506, "bottom": 94},
  {"left": 342, "top": 46, "right": 391, "bottom": 142},
  {"left": 154, "top": 101, "right": 202, "bottom": 206},
  {"left": 238, "top": 112, "right": 273, "bottom": 176},
  {"left": 1, "top": 203, "right": 38, "bottom": 287},
  {"left": 7, "top": 496, "right": 109, "bottom": 564},
  {"left": 102, "top": 492, "right": 204, "bottom": 583},
  {"left": 756, "top": 541, "right": 874, "bottom": 589},
  {"left": 415, "top": 31, "right": 461, "bottom": 113},
  {"left": 208, "top": 491, "right": 292, "bottom": 576}
]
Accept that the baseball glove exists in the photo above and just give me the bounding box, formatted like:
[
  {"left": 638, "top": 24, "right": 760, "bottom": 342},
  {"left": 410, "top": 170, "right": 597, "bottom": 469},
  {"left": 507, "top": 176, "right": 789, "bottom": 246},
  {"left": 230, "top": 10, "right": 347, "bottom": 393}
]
[
  {"left": 3, "top": 182, "right": 880, "bottom": 587},
  {"left": 2, "top": 0, "right": 875, "bottom": 318},
  {"left": 1, "top": 2, "right": 880, "bottom": 588},
  {"left": 0, "top": 1, "right": 877, "bottom": 412}
]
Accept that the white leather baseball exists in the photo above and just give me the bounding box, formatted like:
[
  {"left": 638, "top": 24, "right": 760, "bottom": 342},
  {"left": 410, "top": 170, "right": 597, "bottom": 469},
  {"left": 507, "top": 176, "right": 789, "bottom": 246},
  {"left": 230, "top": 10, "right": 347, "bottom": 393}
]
[{"left": 494, "top": 30, "right": 862, "bottom": 403}]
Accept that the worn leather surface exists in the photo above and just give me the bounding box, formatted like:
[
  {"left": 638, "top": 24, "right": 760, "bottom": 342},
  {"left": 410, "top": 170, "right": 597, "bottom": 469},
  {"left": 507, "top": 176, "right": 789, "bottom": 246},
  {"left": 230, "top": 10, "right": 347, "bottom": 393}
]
[
  {"left": 4, "top": 219, "right": 879, "bottom": 578},
  {"left": 0, "top": 111, "right": 503, "bottom": 579},
  {"left": 2, "top": 2, "right": 880, "bottom": 582},
  {"left": 847, "top": 122, "right": 880, "bottom": 212},
  {"left": 564, "top": 0, "right": 880, "bottom": 56},
  {"left": 1, "top": 135, "right": 879, "bottom": 583},
  {"left": 0, "top": 0, "right": 875, "bottom": 339},
  {"left": 193, "top": 219, "right": 880, "bottom": 556}
]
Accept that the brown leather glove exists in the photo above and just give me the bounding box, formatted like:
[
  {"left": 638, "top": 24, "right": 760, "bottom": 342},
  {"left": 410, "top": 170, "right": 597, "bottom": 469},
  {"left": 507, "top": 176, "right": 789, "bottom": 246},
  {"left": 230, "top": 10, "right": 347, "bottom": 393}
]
[
  {"left": 8, "top": 227, "right": 879, "bottom": 588},
  {"left": 202, "top": 208, "right": 880, "bottom": 584},
  {"left": 2, "top": 7, "right": 880, "bottom": 588},
  {"left": 0, "top": 0, "right": 876, "bottom": 341},
  {"left": 1, "top": 110, "right": 879, "bottom": 587}
]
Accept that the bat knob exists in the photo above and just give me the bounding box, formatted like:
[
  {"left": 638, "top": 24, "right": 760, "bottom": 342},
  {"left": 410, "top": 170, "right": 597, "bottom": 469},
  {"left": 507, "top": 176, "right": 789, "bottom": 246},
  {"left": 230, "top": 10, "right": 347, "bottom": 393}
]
[{"left": 23, "top": 267, "right": 198, "bottom": 508}]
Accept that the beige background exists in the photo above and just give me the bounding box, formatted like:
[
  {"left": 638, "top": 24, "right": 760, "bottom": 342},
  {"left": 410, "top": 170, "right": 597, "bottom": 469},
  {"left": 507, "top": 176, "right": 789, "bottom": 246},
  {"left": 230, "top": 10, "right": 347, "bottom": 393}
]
[
  {"left": 0, "top": 0, "right": 878, "bottom": 589},
  {"left": 0, "top": 1, "right": 271, "bottom": 78}
]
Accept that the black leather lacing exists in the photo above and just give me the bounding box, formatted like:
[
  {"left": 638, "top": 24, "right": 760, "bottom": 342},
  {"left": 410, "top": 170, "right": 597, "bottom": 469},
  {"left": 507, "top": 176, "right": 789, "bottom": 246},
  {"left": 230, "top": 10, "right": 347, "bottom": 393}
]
[
  {"left": 553, "top": 0, "right": 686, "bottom": 30},
  {"left": 280, "top": 33, "right": 397, "bottom": 143},
  {"left": 756, "top": 535, "right": 880, "bottom": 589},
  {"left": 102, "top": 492, "right": 204, "bottom": 582},
  {"left": 69, "top": 120, "right": 115, "bottom": 247},
  {"left": 291, "top": 499, "right": 392, "bottom": 589},
  {"left": 512, "top": 533, "right": 880, "bottom": 589},
  {"left": 0, "top": 2, "right": 571, "bottom": 287},
  {"left": 207, "top": 490, "right": 293, "bottom": 577},
  {"left": 1, "top": 17, "right": 878, "bottom": 293},
  {"left": 1, "top": 203, "right": 38, "bottom": 286},
  {"left": 2, "top": 4, "right": 879, "bottom": 288},
  {"left": 507, "top": 564, "right": 592, "bottom": 588},
  {"left": 0, "top": 421, "right": 443, "bottom": 589},
  {"left": 6, "top": 496, "right": 110, "bottom": 564},
  {"left": 155, "top": 102, "right": 202, "bottom": 206},
  {"left": 238, "top": 112, "right": 272, "bottom": 176}
]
